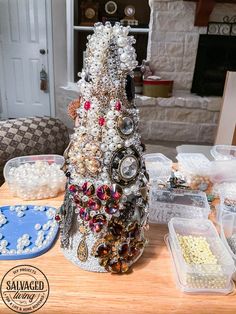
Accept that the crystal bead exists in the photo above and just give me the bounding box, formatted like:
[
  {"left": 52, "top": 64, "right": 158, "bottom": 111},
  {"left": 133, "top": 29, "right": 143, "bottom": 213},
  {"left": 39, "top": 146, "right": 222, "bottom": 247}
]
[
  {"left": 84, "top": 101, "right": 91, "bottom": 110},
  {"left": 82, "top": 182, "right": 95, "bottom": 196},
  {"left": 96, "top": 185, "right": 111, "bottom": 201},
  {"left": 98, "top": 117, "right": 106, "bottom": 126},
  {"left": 89, "top": 214, "right": 107, "bottom": 233},
  {"left": 96, "top": 243, "right": 111, "bottom": 257},
  {"left": 111, "top": 184, "right": 123, "bottom": 200},
  {"left": 118, "top": 242, "right": 129, "bottom": 258},
  {"left": 79, "top": 208, "right": 90, "bottom": 222},
  {"left": 88, "top": 198, "right": 101, "bottom": 211},
  {"left": 105, "top": 200, "right": 119, "bottom": 215}
]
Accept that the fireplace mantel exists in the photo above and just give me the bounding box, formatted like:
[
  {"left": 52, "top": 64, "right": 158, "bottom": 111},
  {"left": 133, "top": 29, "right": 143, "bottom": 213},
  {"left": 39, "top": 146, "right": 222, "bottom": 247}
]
[{"left": 184, "top": 0, "right": 236, "bottom": 26}]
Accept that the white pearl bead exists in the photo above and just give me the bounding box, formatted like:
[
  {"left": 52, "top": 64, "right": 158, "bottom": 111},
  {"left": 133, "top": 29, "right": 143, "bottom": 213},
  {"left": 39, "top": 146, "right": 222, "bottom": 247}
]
[
  {"left": 117, "top": 37, "right": 127, "bottom": 47},
  {"left": 107, "top": 111, "right": 115, "bottom": 119},
  {"left": 120, "top": 53, "right": 128, "bottom": 62},
  {"left": 101, "top": 144, "right": 108, "bottom": 152},
  {"left": 1, "top": 240, "right": 8, "bottom": 247},
  {"left": 124, "top": 188, "right": 131, "bottom": 195},
  {"left": 108, "top": 129, "right": 116, "bottom": 136},
  {"left": 113, "top": 136, "right": 121, "bottom": 143},
  {"left": 109, "top": 143, "right": 117, "bottom": 151},
  {"left": 43, "top": 224, "right": 49, "bottom": 231},
  {"left": 107, "top": 120, "right": 115, "bottom": 128},
  {"left": 35, "top": 224, "right": 41, "bottom": 231}
]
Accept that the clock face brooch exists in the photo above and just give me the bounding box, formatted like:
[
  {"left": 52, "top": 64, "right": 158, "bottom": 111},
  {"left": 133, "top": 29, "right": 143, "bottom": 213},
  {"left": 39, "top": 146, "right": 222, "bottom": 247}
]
[
  {"left": 103, "top": 1, "right": 119, "bottom": 23},
  {"left": 105, "top": 1, "right": 117, "bottom": 15},
  {"left": 121, "top": 5, "right": 139, "bottom": 26},
  {"left": 109, "top": 146, "right": 141, "bottom": 186},
  {"left": 80, "top": 0, "right": 99, "bottom": 26},
  {"left": 124, "top": 5, "right": 135, "bottom": 18}
]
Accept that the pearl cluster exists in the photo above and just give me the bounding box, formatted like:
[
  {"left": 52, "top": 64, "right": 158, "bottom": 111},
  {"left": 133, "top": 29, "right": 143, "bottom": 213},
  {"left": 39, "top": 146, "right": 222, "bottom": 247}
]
[
  {"left": 17, "top": 234, "right": 31, "bottom": 252},
  {"left": 0, "top": 239, "right": 9, "bottom": 254},
  {"left": 9, "top": 205, "right": 27, "bottom": 217},
  {"left": 7, "top": 161, "right": 66, "bottom": 200},
  {"left": 0, "top": 211, "right": 7, "bottom": 227}
]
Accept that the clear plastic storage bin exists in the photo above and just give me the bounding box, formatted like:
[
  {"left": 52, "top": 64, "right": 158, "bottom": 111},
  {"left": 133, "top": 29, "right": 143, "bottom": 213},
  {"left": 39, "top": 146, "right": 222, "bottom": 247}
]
[
  {"left": 211, "top": 145, "right": 236, "bottom": 161},
  {"left": 167, "top": 218, "right": 235, "bottom": 294},
  {"left": 4, "top": 155, "right": 66, "bottom": 200},
  {"left": 143, "top": 153, "right": 172, "bottom": 183},
  {"left": 220, "top": 212, "right": 236, "bottom": 279},
  {"left": 176, "top": 153, "right": 211, "bottom": 191},
  {"left": 149, "top": 188, "right": 210, "bottom": 224},
  {"left": 209, "top": 160, "right": 236, "bottom": 184}
]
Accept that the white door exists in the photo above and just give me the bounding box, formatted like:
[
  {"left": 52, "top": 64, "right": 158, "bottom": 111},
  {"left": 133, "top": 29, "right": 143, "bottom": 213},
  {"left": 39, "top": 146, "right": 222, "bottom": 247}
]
[{"left": 0, "top": 0, "right": 51, "bottom": 118}]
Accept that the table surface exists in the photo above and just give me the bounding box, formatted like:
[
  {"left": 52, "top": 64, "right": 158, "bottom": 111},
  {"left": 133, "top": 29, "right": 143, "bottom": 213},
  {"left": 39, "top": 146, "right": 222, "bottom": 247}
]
[{"left": 0, "top": 183, "right": 236, "bottom": 314}]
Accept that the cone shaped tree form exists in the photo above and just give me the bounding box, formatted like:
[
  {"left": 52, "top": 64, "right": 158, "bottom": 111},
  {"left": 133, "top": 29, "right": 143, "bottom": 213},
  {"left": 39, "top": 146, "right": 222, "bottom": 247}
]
[{"left": 58, "top": 22, "right": 149, "bottom": 274}]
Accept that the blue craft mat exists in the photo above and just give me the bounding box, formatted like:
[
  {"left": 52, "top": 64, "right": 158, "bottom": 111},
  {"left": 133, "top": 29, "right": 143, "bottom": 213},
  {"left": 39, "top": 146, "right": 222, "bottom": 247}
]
[{"left": 0, "top": 205, "right": 59, "bottom": 260}]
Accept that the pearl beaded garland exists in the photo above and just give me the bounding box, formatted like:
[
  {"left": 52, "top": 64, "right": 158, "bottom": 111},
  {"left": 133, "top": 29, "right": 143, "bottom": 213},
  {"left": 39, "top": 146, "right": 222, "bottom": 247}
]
[{"left": 7, "top": 161, "right": 66, "bottom": 200}]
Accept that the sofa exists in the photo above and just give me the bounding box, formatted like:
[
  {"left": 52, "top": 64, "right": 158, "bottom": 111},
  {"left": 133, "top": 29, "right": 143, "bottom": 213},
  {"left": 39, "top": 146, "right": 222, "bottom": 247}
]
[{"left": 0, "top": 116, "right": 69, "bottom": 185}]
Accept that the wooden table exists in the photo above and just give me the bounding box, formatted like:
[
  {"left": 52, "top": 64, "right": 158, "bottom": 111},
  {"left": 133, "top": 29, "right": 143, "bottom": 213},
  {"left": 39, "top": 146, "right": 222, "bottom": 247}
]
[{"left": 0, "top": 183, "right": 235, "bottom": 314}]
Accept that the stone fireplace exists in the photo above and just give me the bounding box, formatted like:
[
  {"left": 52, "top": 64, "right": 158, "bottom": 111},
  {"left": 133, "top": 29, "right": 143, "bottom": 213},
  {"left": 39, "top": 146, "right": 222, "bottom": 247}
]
[
  {"left": 57, "top": 0, "right": 236, "bottom": 145},
  {"left": 137, "top": 0, "right": 236, "bottom": 144}
]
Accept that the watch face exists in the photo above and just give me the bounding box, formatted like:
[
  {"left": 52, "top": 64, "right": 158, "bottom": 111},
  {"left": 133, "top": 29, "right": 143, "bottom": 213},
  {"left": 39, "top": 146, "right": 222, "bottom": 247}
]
[
  {"left": 105, "top": 1, "right": 117, "bottom": 15},
  {"left": 124, "top": 5, "right": 135, "bottom": 17},
  {"left": 85, "top": 8, "right": 96, "bottom": 19}
]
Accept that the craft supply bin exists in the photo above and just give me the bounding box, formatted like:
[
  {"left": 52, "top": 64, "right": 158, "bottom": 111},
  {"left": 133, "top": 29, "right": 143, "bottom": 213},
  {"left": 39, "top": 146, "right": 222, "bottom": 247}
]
[
  {"left": 4, "top": 155, "right": 65, "bottom": 200},
  {"left": 176, "top": 153, "right": 211, "bottom": 191},
  {"left": 149, "top": 188, "right": 210, "bottom": 224},
  {"left": 211, "top": 145, "right": 236, "bottom": 161},
  {"left": 167, "top": 218, "right": 235, "bottom": 294},
  {"left": 143, "top": 153, "right": 172, "bottom": 183}
]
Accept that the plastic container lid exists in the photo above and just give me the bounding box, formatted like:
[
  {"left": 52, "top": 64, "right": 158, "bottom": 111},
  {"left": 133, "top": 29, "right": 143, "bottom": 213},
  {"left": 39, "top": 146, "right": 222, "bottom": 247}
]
[
  {"left": 143, "top": 153, "right": 172, "bottom": 181},
  {"left": 211, "top": 145, "right": 236, "bottom": 161},
  {"left": 149, "top": 188, "right": 210, "bottom": 224},
  {"left": 176, "top": 153, "right": 211, "bottom": 176},
  {"left": 167, "top": 217, "right": 235, "bottom": 293}
]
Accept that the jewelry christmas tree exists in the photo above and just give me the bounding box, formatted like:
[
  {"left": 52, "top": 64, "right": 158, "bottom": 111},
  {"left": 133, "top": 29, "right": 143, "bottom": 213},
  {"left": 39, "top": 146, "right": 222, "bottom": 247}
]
[{"left": 57, "top": 22, "right": 149, "bottom": 274}]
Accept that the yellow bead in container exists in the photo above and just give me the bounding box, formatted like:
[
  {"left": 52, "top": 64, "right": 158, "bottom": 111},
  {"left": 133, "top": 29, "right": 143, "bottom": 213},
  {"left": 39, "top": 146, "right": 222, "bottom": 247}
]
[{"left": 166, "top": 218, "right": 235, "bottom": 294}]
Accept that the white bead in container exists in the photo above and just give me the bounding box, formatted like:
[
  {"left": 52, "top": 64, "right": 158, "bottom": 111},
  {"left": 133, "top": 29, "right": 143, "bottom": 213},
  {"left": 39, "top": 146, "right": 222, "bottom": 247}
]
[
  {"left": 143, "top": 153, "right": 172, "bottom": 183},
  {"left": 4, "top": 155, "right": 66, "bottom": 200}
]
